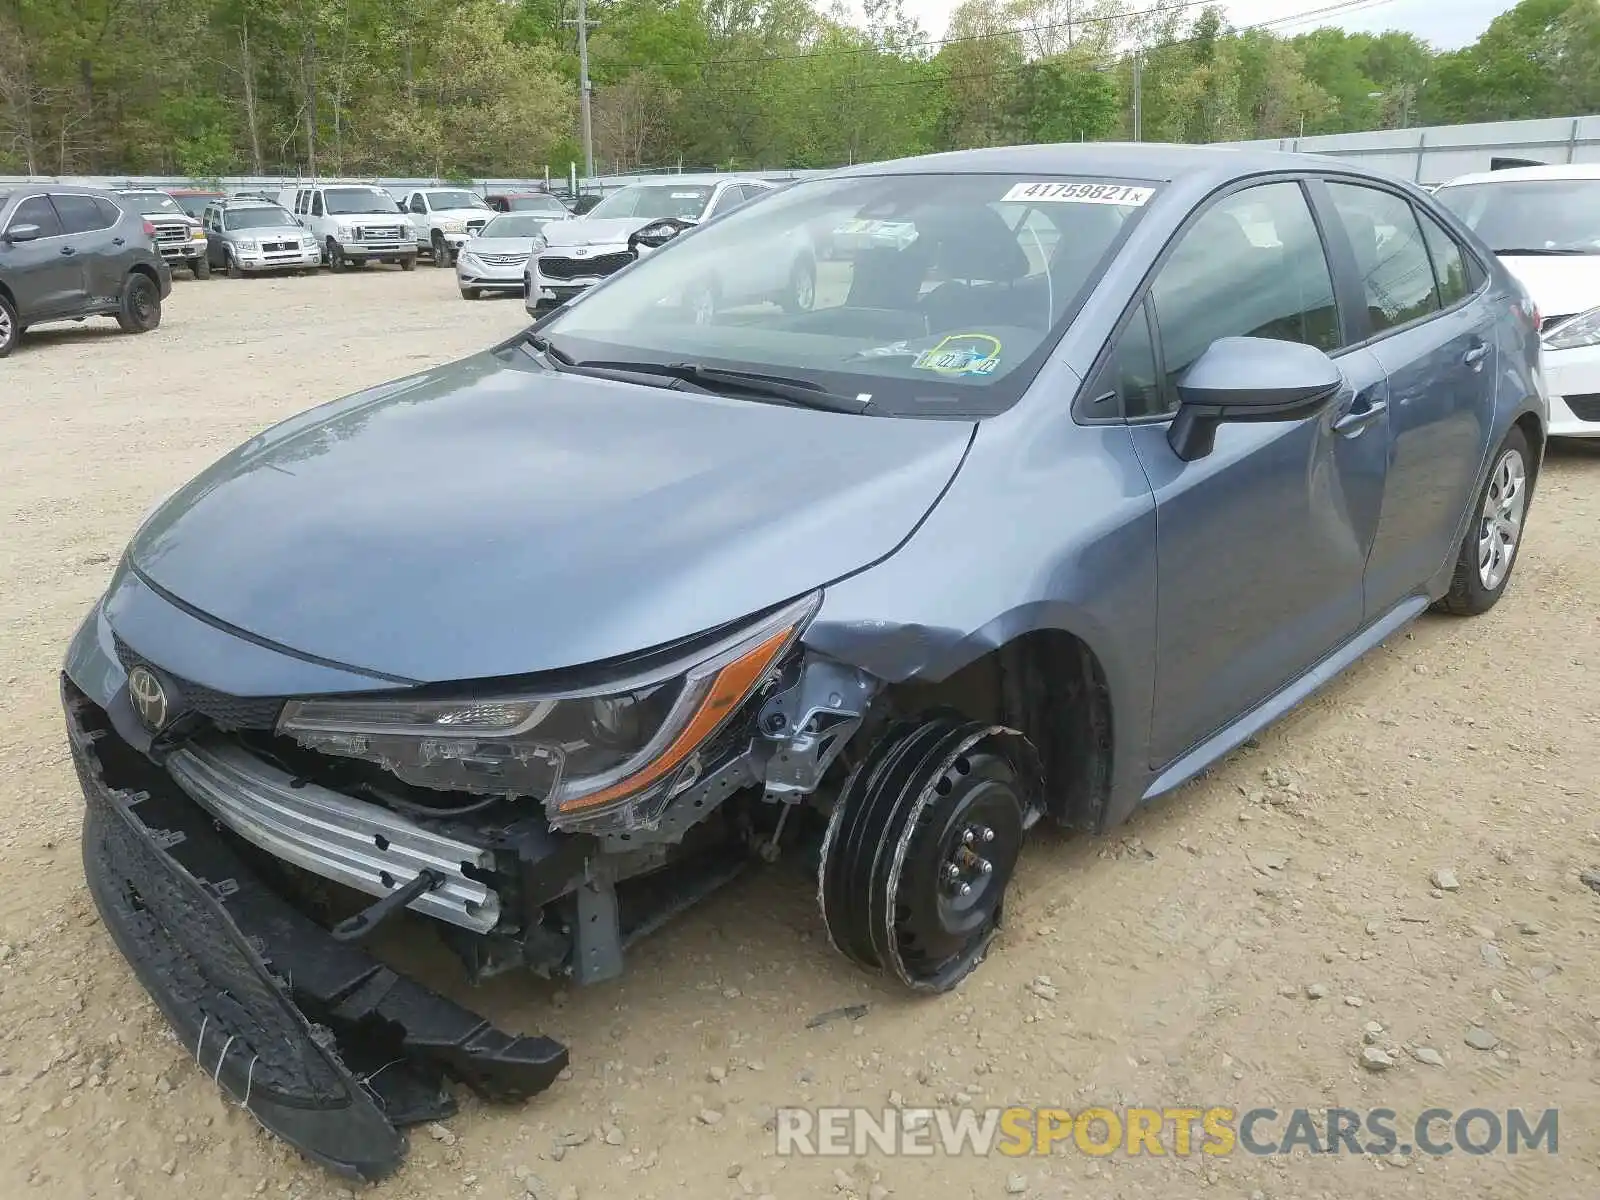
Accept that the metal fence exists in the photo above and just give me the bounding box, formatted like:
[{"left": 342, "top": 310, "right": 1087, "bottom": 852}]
[{"left": 1222, "top": 114, "right": 1600, "bottom": 185}]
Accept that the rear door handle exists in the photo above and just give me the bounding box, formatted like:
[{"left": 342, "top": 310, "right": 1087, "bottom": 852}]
[
  {"left": 59, "top": 245, "right": 76, "bottom": 256},
  {"left": 1464, "top": 341, "right": 1489, "bottom": 368},
  {"left": 1332, "top": 398, "right": 1388, "bottom": 436},
  {"left": 112, "top": 236, "right": 126, "bottom": 246}
]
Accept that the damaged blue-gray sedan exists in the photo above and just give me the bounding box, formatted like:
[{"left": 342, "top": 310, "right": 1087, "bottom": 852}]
[{"left": 62, "top": 143, "right": 1546, "bottom": 1178}]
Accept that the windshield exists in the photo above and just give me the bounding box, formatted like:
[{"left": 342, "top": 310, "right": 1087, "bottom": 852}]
[
  {"left": 1435, "top": 179, "right": 1600, "bottom": 253},
  {"left": 481, "top": 214, "right": 552, "bottom": 238},
  {"left": 173, "top": 194, "right": 217, "bottom": 218},
  {"left": 324, "top": 187, "right": 400, "bottom": 215},
  {"left": 427, "top": 189, "right": 489, "bottom": 211},
  {"left": 587, "top": 185, "right": 714, "bottom": 221},
  {"left": 539, "top": 172, "right": 1153, "bottom": 417},
  {"left": 226, "top": 205, "right": 297, "bottom": 230},
  {"left": 121, "top": 192, "right": 181, "bottom": 215},
  {"left": 506, "top": 195, "right": 567, "bottom": 213}
]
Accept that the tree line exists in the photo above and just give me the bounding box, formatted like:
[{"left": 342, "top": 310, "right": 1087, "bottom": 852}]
[{"left": 1, "top": 0, "right": 1597, "bottom": 180}]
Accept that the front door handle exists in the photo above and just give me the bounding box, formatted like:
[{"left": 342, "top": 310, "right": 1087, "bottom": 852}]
[
  {"left": 1332, "top": 398, "right": 1388, "bottom": 436},
  {"left": 1463, "top": 341, "right": 1489, "bottom": 368},
  {"left": 59, "top": 245, "right": 76, "bottom": 256}
]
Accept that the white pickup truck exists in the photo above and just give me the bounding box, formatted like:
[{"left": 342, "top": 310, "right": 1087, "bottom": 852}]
[{"left": 400, "top": 188, "right": 494, "bottom": 267}]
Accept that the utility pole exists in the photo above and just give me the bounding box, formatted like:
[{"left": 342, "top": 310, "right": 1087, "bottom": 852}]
[
  {"left": 565, "top": 0, "right": 596, "bottom": 181},
  {"left": 1131, "top": 53, "right": 1142, "bottom": 142}
]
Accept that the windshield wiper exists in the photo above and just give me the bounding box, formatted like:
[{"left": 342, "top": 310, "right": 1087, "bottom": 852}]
[
  {"left": 519, "top": 330, "right": 576, "bottom": 365},
  {"left": 1492, "top": 246, "right": 1594, "bottom": 256},
  {"left": 577, "top": 360, "right": 871, "bottom": 413}
]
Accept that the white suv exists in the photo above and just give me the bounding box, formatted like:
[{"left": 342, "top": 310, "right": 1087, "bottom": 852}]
[
  {"left": 277, "top": 184, "right": 417, "bottom": 272},
  {"left": 401, "top": 188, "right": 494, "bottom": 267},
  {"left": 1435, "top": 163, "right": 1600, "bottom": 437}
]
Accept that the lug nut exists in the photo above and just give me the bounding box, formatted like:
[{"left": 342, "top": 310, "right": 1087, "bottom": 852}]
[
  {"left": 976, "top": 857, "right": 993, "bottom": 875},
  {"left": 979, "top": 825, "right": 995, "bottom": 843},
  {"left": 942, "top": 863, "right": 961, "bottom": 884},
  {"left": 962, "top": 827, "right": 976, "bottom": 845},
  {"left": 958, "top": 883, "right": 972, "bottom": 897}
]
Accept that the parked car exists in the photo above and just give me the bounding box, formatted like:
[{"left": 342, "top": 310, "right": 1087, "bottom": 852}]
[
  {"left": 117, "top": 189, "right": 209, "bottom": 278},
  {"left": 168, "top": 188, "right": 225, "bottom": 220},
  {"left": 0, "top": 185, "right": 171, "bottom": 357},
  {"left": 457, "top": 213, "right": 559, "bottom": 299},
  {"left": 63, "top": 144, "right": 1544, "bottom": 1178},
  {"left": 276, "top": 184, "right": 417, "bottom": 271},
  {"left": 525, "top": 175, "right": 778, "bottom": 312},
  {"left": 203, "top": 198, "right": 322, "bottom": 277},
  {"left": 485, "top": 192, "right": 570, "bottom": 216},
  {"left": 399, "top": 187, "right": 493, "bottom": 266},
  {"left": 1434, "top": 162, "right": 1600, "bottom": 437}
]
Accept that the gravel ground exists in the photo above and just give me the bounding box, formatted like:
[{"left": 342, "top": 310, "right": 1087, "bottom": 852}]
[{"left": 1, "top": 267, "right": 1599, "bottom": 1200}]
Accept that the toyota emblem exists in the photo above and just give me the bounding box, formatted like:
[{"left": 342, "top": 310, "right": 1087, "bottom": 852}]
[{"left": 127, "top": 665, "right": 169, "bottom": 730}]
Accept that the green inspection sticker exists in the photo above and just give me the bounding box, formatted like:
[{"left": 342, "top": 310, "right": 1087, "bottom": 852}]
[{"left": 913, "top": 333, "right": 1002, "bottom": 377}]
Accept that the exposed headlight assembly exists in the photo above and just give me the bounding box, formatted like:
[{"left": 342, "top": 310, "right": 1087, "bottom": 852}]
[
  {"left": 277, "top": 592, "right": 819, "bottom": 828},
  {"left": 1541, "top": 305, "right": 1600, "bottom": 351}
]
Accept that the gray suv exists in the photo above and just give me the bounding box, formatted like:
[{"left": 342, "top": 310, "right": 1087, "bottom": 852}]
[
  {"left": 0, "top": 185, "right": 171, "bottom": 357},
  {"left": 202, "top": 199, "right": 322, "bottom": 277}
]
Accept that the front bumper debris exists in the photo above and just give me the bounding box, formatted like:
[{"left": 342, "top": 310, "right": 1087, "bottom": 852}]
[{"left": 66, "top": 678, "right": 569, "bottom": 1180}]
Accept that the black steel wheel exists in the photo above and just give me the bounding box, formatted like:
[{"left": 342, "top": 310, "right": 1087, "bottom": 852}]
[{"left": 819, "top": 715, "right": 1032, "bottom": 993}]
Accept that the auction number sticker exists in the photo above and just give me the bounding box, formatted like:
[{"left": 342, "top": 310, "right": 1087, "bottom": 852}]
[{"left": 1001, "top": 182, "right": 1156, "bottom": 206}]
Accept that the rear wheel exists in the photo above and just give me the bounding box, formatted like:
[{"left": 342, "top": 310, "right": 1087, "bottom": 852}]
[
  {"left": 116, "top": 273, "right": 161, "bottom": 334},
  {"left": 0, "top": 294, "right": 18, "bottom": 358},
  {"left": 1434, "top": 425, "right": 1532, "bottom": 616}
]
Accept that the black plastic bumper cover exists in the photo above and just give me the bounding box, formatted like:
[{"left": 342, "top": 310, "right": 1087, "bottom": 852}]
[{"left": 66, "top": 678, "right": 569, "bottom": 1180}]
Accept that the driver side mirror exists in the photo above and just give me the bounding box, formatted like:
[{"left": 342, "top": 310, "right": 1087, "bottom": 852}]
[
  {"left": 1168, "top": 336, "right": 1343, "bottom": 462},
  {"left": 4, "top": 223, "right": 41, "bottom": 243}
]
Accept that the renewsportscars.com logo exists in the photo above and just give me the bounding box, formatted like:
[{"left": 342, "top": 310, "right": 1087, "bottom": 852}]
[{"left": 775, "top": 1106, "right": 1559, "bottom": 1158}]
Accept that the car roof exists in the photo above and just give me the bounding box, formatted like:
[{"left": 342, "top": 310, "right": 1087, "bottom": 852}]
[
  {"left": 9, "top": 183, "right": 114, "bottom": 197},
  {"left": 1436, "top": 162, "right": 1600, "bottom": 188},
  {"left": 830, "top": 141, "right": 1347, "bottom": 185}
]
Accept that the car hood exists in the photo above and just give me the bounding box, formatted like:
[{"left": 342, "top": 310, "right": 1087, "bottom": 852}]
[
  {"left": 128, "top": 351, "right": 974, "bottom": 684},
  {"left": 541, "top": 217, "right": 663, "bottom": 248},
  {"left": 1496, "top": 254, "right": 1600, "bottom": 323},
  {"left": 463, "top": 236, "right": 541, "bottom": 254}
]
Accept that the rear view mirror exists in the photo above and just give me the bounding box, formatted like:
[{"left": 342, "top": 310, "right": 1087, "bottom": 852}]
[
  {"left": 4, "top": 223, "right": 41, "bottom": 243},
  {"left": 1168, "top": 336, "right": 1342, "bottom": 461}
]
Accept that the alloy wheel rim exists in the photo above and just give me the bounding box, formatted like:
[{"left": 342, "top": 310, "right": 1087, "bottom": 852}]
[
  {"left": 0, "top": 305, "right": 12, "bottom": 345},
  {"left": 1477, "top": 448, "right": 1526, "bottom": 592}
]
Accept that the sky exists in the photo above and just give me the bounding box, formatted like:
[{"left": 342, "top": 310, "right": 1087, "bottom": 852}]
[{"left": 894, "top": 0, "right": 1511, "bottom": 49}]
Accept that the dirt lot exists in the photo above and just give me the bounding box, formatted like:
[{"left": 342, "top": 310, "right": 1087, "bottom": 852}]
[{"left": 1, "top": 267, "right": 1599, "bottom": 1200}]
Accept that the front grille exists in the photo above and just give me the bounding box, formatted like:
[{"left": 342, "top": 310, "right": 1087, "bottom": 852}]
[
  {"left": 113, "top": 637, "right": 284, "bottom": 730},
  {"left": 353, "top": 225, "right": 404, "bottom": 241},
  {"left": 260, "top": 240, "right": 298, "bottom": 253},
  {"left": 538, "top": 252, "right": 633, "bottom": 281},
  {"left": 153, "top": 221, "right": 190, "bottom": 244},
  {"left": 1564, "top": 393, "right": 1600, "bottom": 421},
  {"left": 477, "top": 253, "right": 529, "bottom": 267}
]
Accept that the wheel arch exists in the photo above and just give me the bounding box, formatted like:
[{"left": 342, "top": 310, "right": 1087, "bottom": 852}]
[
  {"left": 127, "top": 262, "right": 160, "bottom": 288},
  {"left": 821, "top": 613, "right": 1119, "bottom": 833}
]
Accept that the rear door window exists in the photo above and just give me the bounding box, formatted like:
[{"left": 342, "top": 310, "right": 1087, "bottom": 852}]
[
  {"left": 1325, "top": 183, "right": 1441, "bottom": 334},
  {"left": 311, "top": 192, "right": 324, "bottom": 217},
  {"left": 1417, "top": 210, "right": 1471, "bottom": 308},
  {"left": 52, "top": 193, "right": 112, "bottom": 234}
]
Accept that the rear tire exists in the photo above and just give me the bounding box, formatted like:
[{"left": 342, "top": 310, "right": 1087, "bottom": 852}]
[
  {"left": 1433, "top": 425, "right": 1532, "bottom": 616},
  {"left": 0, "top": 294, "right": 19, "bottom": 358},
  {"left": 116, "top": 273, "right": 161, "bottom": 334}
]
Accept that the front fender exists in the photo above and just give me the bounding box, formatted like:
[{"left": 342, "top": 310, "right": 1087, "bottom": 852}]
[{"left": 802, "top": 388, "right": 1159, "bottom": 822}]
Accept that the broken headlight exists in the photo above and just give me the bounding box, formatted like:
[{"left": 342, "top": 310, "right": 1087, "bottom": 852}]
[{"left": 276, "top": 592, "right": 819, "bottom": 823}]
